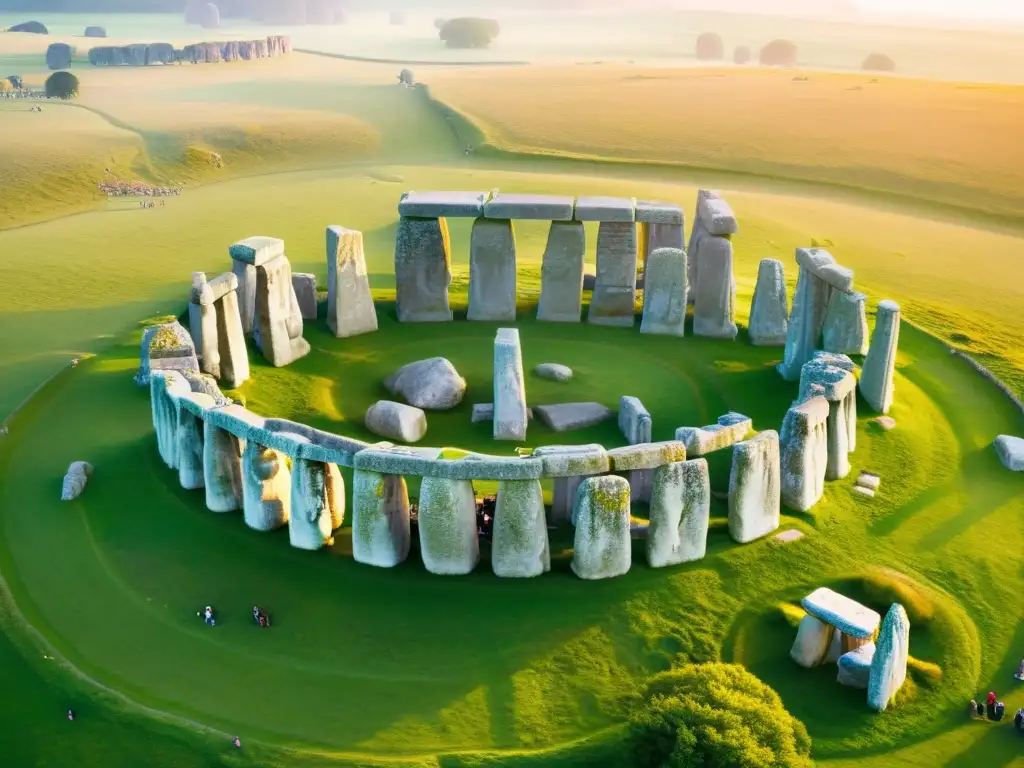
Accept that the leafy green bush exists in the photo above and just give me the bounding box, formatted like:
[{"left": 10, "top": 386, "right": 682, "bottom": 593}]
[
  {"left": 695, "top": 33, "right": 724, "bottom": 61},
  {"left": 760, "top": 39, "right": 798, "bottom": 66},
  {"left": 44, "top": 71, "right": 80, "bottom": 99},
  {"left": 439, "top": 17, "right": 500, "bottom": 49},
  {"left": 863, "top": 53, "right": 896, "bottom": 72},
  {"left": 628, "top": 664, "right": 812, "bottom": 768}
]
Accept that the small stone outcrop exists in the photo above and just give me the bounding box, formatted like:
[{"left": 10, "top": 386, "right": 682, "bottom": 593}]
[
  {"left": 534, "top": 363, "right": 572, "bottom": 382},
  {"left": 61, "top": 461, "right": 93, "bottom": 500},
  {"left": 728, "top": 430, "right": 781, "bottom": 543},
  {"left": 867, "top": 604, "right": 910, "bottom": 712},
  {"left": 364, "top": 401, "right": 427, "bottom": 443},
  {"left": 995, "top": 435, "right": 1024, "bottom": 471},
  {"left": 534, "top": 402, "right": 613, "bottom": 432},
  {"left": 571, "top": 475, "right": 632, "bottom": 580},
  {"left": 384, "top": 357, "right": 466, "bottom": 411}
]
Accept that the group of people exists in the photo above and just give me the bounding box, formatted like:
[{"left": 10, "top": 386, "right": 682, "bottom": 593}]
[
  {"left": 407, "top": 497, "right": 497, "bottom": 540},
  {"left": 971, "top": 691, "right": 1006, "bottom": 721},
  {"left": 198, "top": 605, "right": 270, "bottom": 628},
  {"left": 99, "top": 178, "right": 183, "bottom": 199}
]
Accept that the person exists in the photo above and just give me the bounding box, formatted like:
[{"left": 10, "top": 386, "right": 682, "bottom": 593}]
[
  {"left": 233, "top": 736, "right": 241, "bottom": 748},
  {"left": 203, "top": 606, "right": 215, "bottom": 626},
  {"left": 976, "top": 699, "right": 985, "bottom": 717},
  {"left": 1015, "top": 708, "right": 1024, "bottom": 731},
  {"left": 969, "top": 699, "right": 978, "bottom": 718},
  {"left": 67, "top": 709, "right": 74, "bottom": 721},
  {"left": 987, "top": 691, "right": 997, "bottom": 720},
  {"left": 995, "top": 701, "right": 1006, "bottom": 721},
  {"left": 1015, "top": 659, "right": 1024, "bottom": 681},
  {"left": 253, "top": 606, "right": 269, "bottom": 627}
]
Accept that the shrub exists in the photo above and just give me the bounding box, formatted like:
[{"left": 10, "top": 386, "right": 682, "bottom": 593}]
[
  {"left": 629, "top": 664, "right": 812, "bottom": 768},
  {"left": 0, "top": 79, "right": 12, "bottom": 94},
  {"left": 9, "top": 20, "right": 48, "bottom": 34},
  {"left": 439, "top": 17, "right": 500, "bottom": 49},
  {"left": 45, "top": 70, "right": 79, "bottom": 99},
  {"left": 695, "top": 32, "right": 724, "bottom": 61},
  {"left": 46, "top": 43, "right": 74, "bottom": 70},
  {"left": 760, "top": 39, "right": 798, "bottom": 66},
  {"left": 734, "top": 45, "right": 751, "bottom": 65},
  {"left": 863, "top": 53, "right": 896, "bottom": 72},
  {"left": 84, "top": 26, "right": 107, "bottom": 38},
  {"left": 6, "top": 75, "right": 23, "bottom": 89},
  {"left": 398, "top": 68, "right": 414, "bottom": 85}
]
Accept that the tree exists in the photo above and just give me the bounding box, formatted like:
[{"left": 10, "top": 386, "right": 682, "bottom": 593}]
[
  {"left": 628, "top": 664, "right": 813, "bottom": 768},
  {"left": 695, "top": 32, "right": 723, "bottom": 61},
  {"left": 45, "top": 70, "right": 80, "bottom": 99},
  {"left": 9, "top": 20, "right": 49, "bottom": 34},
  {"left": 760, "top": 39, "right": 798, "bottom": 66},
  {"left": 862, "top": 53, "right": 895, "bottom": 72},
  {"left": 439, "top": 18, "right": 500, "bottom": 49},
  {"left": 0, "top": 79, "right": 12, "bottom": 94}
]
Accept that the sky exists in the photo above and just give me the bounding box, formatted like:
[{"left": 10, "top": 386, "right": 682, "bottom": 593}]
[{"left": 854, "top": 0, "right": 1024, "bottom": 21}]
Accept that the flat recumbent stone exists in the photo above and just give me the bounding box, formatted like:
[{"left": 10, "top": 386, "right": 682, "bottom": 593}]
[{"left": 534, "top": 402, "right": 613, "bottom": 432}]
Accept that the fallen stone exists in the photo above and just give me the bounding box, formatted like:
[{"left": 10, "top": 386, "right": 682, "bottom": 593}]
[
  {"left": 675, "top": 412, "right": 752, "bottom": 456},
  {"left": 587, "top": 221, "right": 638, "bottom": 327},
  {"left": 138, "top": 321, "right": 199, "bottom": 386},
  {"left": 773, "top": 529, "right": 805, "bottom": 544},
  {"left": 857, "top": 472, "right": 881, "bottom": 490},
  {"left": 394, "top": 216, "right": 453, "bottom": 322},
  {"left": 853, "top": 485, "right": 876, "bottom": 498},
  {"left": 291, "top": 273, "right": 318, "bottom": 320},
  {"left": 60, "top": 461, "right": 93, "bottom": 501},
  {"left": 364, "top": 401, "right": 427, "bottom": 443},
  {"left": 646, "top": 458, "right": 710, "bottom": 567},
  {"left": 868, "top": 604, "right": 910, "bottom": 712},
  {"left": 698, "top": 196, "right": 738, "bottom": 236},
  {"left": 493, "top": 328, "right": 528, "bottom": 441},
  {"left": 823, "top": 291, "right": 868, "bottom": 356},
  {"left": 385, "top": 357, "right": 466, "bottom": 410},
  {"left": 791, "top": 614, "right": 833, "bottom": 668},
  {"left": 534, "top": 363, "right": 572, "bottom": 382},
  {"left": 326, "top": 226, "right": 378, "bottom": 338},
  {"left": 351, "top": 469, "right": 411, "bottom": 567},
  {"left": 398, "top": 190, "right": 489, "bottom": 218},
  {"left": 640, "top": 246, "right": 687, "bottom": 337},
  {"left": 468, "top": 218, "right": 517, "bottom": 322},
  {"left": 728, "top": 431, "right": 781, "bottom": 543},
  {"left": 873, "top": 416, "right": 897, "bottom": 431},
  {"left": 571, "top": 475, "right": 632, "bottom": 579},
  {"left": 618, "top": 396, "right": 652, "bottom": 445},
  {"left": 573, "top": 196, "right": 635, "bottom": 222},
  {"left": 484, "top": 192, "right": 574, "bottom": 221},
  {"left": 492, "top": 479, "right": 550, "bottom": 578},
  {"left": 837, "top": 643, "right": 876, "bottom": 689},
  {"left": 537, "top": 221, "right": 586, "bottom": 323},
  {"left": 748, "top": 258, "right": 789, "bottom": 346},
  {"left": 534, "top": 402, "right": 613, "bottom": 432},
  {"left": 801, "top": 587, "right": 881, "bottom": 639},
  {"left": 994, "top": 435, "right": 1024, "bottom": 471},
  {"left": 692, "top": 235, "right": 737, "bottom": 339},
  {"left": 417, "top": 476, "right": 479, "bottom": 575}
]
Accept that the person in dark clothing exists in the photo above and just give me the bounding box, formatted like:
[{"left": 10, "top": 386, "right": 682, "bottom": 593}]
[
  {"left": 977, "top": 699, "right": 986, "bottom": 717},
  {"left": 994, "top": 701, "right": 1005, "bottom": 721},
  {"left": 1014, "top": 708, "right": 1024, "bottom": 730}
]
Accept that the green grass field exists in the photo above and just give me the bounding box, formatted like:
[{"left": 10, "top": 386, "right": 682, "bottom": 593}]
[{"left": 1, "top": 19, "right": 1024, "bottom": 768}]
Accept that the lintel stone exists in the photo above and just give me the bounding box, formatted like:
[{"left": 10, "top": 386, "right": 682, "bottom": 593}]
[
  {"left": 229, "top": 236, "right": 284, "bottom": 266},
  {"left": 573, "top": 196, "right": 636, "bottom": 222},
  {"left": 398, "top": 190, "right": 489, "bottom": 218},
  {"left": 635, "top": 200, "right": 684, "bottom": 225},
  {"left": 485, "top": 193, "right": 575, "bottom": 221}
]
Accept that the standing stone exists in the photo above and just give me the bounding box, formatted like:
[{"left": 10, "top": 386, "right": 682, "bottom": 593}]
[
  {"left": 492, "top": 479, "right": 549, "bottom": 578},
  {"left": 995, "top": 435, "right": 1024, "bottom": 472},
  {"left": 790, "top": 615, "right": 834, "bottom": 668},
  {"left": 640, "top": 247, "right": 687, "bottom": 337},
  {"left": 823, "top": 291, "right": 868, "bottom": 356},
  {"left": 686, "top": 189, "right": 719, "bottom": 302},
  {"left": 780, "top": 396, "right": 829, "bottom": 512},
  {"left": 417, "top": 476, "right": 479, "bottom": 575},
  {"left": 151, "top": 371, "right": 189, "bottom": 469},
  {"left": 468, "top": 218, "right": 517, "bottom": 322},
  {"left": 860, "top": 300, "right": 900, "bottom": 415},
  {"left": 493, "top": 328, "right": 528, "bottom": 441},
  {"left": 176, "top": 395, "right": 214, "bottom": 491},
  {"left": 588, "top": 222, "right": 639, "bottom": 327},
  {"left": 646, "top": 458, "right": 710, "bottom": 568},
  {"left": 203, "top": 421, "right": 243, "bottom": 512},
  {"left": 229, "top": 236, "right": 283, "bottom": 334},
  {"left": 837, "top": 644, "right": 876, "bottom": 689},
  {"left": 692, "top": 236, "right": 737, "bottom": 339},
  {"left": 800, "top": 360, "right": 857, "bottom": 480},
  {"left": 748, "top": 259, "right": 789, "bottom": 346},
  {"left": 619, "top": 396, "right": 652, "bottom": 444},
  {"left": 868, "top": 604, "right": 910, "bottom": 712},
  {"left": 394, "top": 217, "right": 452, "bottom": 322},
  {"left": 537, "top": 221, "right": 586, "bottom": 323},
  {"left": 636, "top": 201, "right": 685, "bottom": 264},
  {"left": 189, "top": 272, "right": 219, "bottom": 377},
  {"left": 289, "top": 458, "right": 336, "bottom": 551},
  {"left": 215, "top": 288, "right": 249, "bottom": 388},
  {"left": 352, "top": 470, "right": 411, "bottom": 567},
  {"left": 326, "top": 226, "right": 377, "bottom": 337},
  {"left": 535, "top": 444, "right": 610, "bottom": 525},
  {"left": 571, "top": 475, "right": 632, "bottom": 580},
  {"left": 291, "top": 273, "right": 318, "bottom": 320},
  {"left": 255, "top": 255, "right": 310, "bottom": 367},
  {"left": 728, "top": 431, "right": 781, "bottom": 543},
  {"left": 241, "top": 441, "right": 291, "bottom": 531}
]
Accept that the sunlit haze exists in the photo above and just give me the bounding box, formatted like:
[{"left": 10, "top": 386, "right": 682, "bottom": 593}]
[{"left": 856, "top": 0, "right": 1024, "bottom": 21}]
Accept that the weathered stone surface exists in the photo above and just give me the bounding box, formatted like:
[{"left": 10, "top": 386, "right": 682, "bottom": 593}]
[
  {"left": 471, "top": 403, "right": 534, "bottom": 423},
  {"left": 151, "top": 371, "right": 189, "bottom": 468},
  {"left": 385, "top": 357, "right": 466, "bottom": 410},
  {"left": 692, "top": 235, "right": 737, "bottom": 339},
  {"left": 636, "top": 200, "right": 684, "bottom": 225},
  {"left": 230, "top": 236, "right": 283, "bottom": 333},
  {"left": 468, "top": 218, "right": 517, "bottom": 322},
  {"left": 325, "top": 226, "right": 378, "bottom": 338},
  {"left": 535, "top": 363, "right": 572, "bottom": 382},
  {"left": 84, "top": 26, "right": 107, "bottom": 37},
  {"left": 242, "top": 441, "right": 291, "bottom": 531},
  {"left": 791, "top": 614, "right": 833, "bottom": 668},
  {"left": 364, "top": 401, "right": 427, "bottom": 443},
  {"left": 607, "top": 441, "right": 686, "bottom": 472},
  {"left": 492, "top": 479, "right": 550, "bottom": 578},
  {"left": 777, "top": 251, "right": 836, "bottom": 380},
  {"left": 291, "top": 273, "right": 318, "bottom": 320},
  {"left": 860, "top": 300, "right": 900, "bottom": 415},
  {"left": 176, "top": 394, "right": 213, "bottom": 490},
  {"left": 494, "top": 328, "right": 528, "bottom": 441},
  {"left": 728, "top": 431, "right": 781, "bottom": 543},
  {"left": 534, "top": 402, "right": 613, "bottom": 432},
  {"left": 675, "top": 412, "right": 752, "bottom": 456},
  {"left": 137, "top": 321, "right": 198, "bottom": 386},
  {"left": 640, "top": 246, "right": 687, "bottom": 337},
  {"left": 417, "top": 476, "right": 479, "bottom": 575},
  {"left": 214, "top": 289, "right": 249, "bottom": 388},
  {"left": 189, "top": 274, "right": 220, "bottom": 378},
  {"left": 799, "top": 360, "right": 857, "bottom": 480},
  {"left": 773, "top": 529, "right": 805, "bottom": 544},
  {"left": 46, "top": 43, "right": 74, "bottom": 70},
  {"left": 748, "top": 258, "right": 789, "bottom": 346},
  {"left": 537, "top": 221, "right": 585, "bottom": 323},
  {"left": 823, "top": 291, "right": 868, "bottom": 355},
  {"left": 837, "top": 643, "right": 876, "bottom": 689},
  {"left": 686, "top": 189, "right": 719, "bottom": 302},
  {"left": 995, "top": 435, "right": 1024, "bottom": 471},
  {"left": 573, "top": 196, "right": 635, "bottom": 222},
  {"left": 394, "top": 216, "right": 453, "bottom": 323},
  {"left": 698, "top": 196, "right": 738, "bottom": 236},
  {"left": 352, "top": 470, "right": 411, "bottom": 567},
  {"left": 588, "top": 221, "right": 638, "bottom": 327},
  {"left": 618, "top": 396, "right": 652, "bottom": 445},
  {"left": 646, "top": 458, "right": 710, "bottom": 567},
  {"left": 780, "top": 396, "right": 829, "bottom": 512},
  {"left": 203, "top": 421, "right": 243, "bottom": 512},
  {"left": 868, "top": 603, "right": 910, "bottom": 712},
  {"left": 533, "top": 444, "right": 609, "bottom": 478},
  {"left": 398, "top": 191, "right": 488, "bottom": 218},
  {"left": 801, "top": 587, "right": 881, "bottom": 639},
  {"left": 571, "top": 475, "right": 632, "bottom": 580},
  {"left": 638, "top": 221, "right": 685, "bottom": 266},
  {"left": 484, "top": 193, "right": 574, "bottom": 221},
  {"left": 289, "top": 458, "right": 337, "bottom": 550},
  {"left": 796, "top": 247, "right": 854, "bottom": 292},
  {"left": 60, "top": 461, "right": 92, "bottom": 501},
  {"left": 254, "top": 255, "right": 309, "bottom": 367}
]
